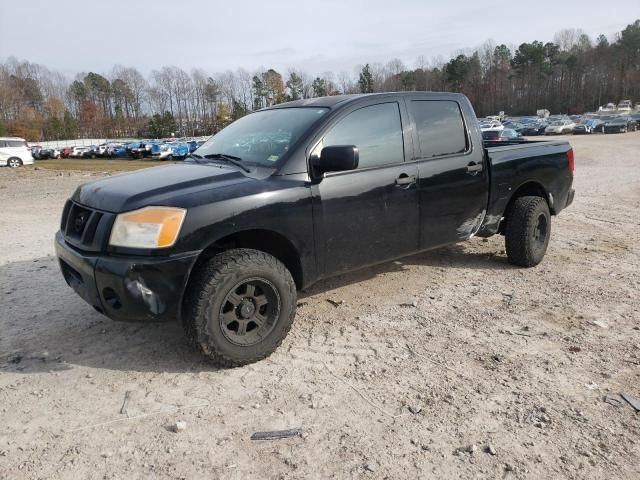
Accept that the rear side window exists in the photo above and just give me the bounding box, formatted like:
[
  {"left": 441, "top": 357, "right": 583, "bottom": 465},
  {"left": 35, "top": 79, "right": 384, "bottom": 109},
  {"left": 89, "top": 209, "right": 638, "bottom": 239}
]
[
  {"left": 5, "top": 140, "right": 27, "bottom": 147},
  {"left": 410, "top": 101, "right": 468, "bottom": 158},
  {"left": 323, "top": 102, "right": 404, "bottom": 169}
]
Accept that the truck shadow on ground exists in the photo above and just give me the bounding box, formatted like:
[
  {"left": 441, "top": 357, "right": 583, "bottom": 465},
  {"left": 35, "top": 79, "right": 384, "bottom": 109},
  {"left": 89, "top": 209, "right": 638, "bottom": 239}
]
[
  {"left": 0, "top": 243, "right": 511, "bottom": 375},
  {"left": 300, "top": 242, "right": 512, "bottom": 297}
]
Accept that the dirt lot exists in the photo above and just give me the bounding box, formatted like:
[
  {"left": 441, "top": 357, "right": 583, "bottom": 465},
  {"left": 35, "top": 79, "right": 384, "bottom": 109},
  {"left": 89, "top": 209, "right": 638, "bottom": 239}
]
[{"left": 1, "top": 134, "right": 639, "bottom": 479}]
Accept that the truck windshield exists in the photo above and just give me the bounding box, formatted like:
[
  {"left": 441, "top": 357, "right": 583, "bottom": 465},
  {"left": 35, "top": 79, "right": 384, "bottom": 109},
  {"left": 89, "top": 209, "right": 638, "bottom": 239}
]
[{"left": 195, "top": 107, "right": 329, "bottom": 167}]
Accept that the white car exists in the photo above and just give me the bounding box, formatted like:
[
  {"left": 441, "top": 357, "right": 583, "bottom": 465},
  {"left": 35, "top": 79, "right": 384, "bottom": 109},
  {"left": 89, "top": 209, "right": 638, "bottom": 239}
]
[
  {"left": 545, "top": 120, "right": 575, "bottom": 135},
  {"left": 617, "top": 100, "right": 632, "bottom": 113},
  {"left": 70, "top": 146, "right": 88, "bottom": 157},
  {"left": 96, "top": 144, "right": 109, "bottom": 157},
  {"left": 0, "top": 137, "right": 34, "bottom": 167},
  {"left": 480, "top": 120, "right": 504, "bottom": 131},
  {"left": 151, "top": 143, "right": 176, "bottom": 160}
]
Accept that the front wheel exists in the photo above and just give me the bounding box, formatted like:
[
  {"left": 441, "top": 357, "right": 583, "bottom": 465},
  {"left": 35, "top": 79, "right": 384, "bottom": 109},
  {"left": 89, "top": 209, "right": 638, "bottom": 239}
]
[
  {"left": 183, "top": 248, "right": 297, "bottom": 367},
  {"left": 505, "top": 196, "right": 551, "bottom": 267},
  {"left": 7, "top": 157, "right": 23, "bottom": 168}
]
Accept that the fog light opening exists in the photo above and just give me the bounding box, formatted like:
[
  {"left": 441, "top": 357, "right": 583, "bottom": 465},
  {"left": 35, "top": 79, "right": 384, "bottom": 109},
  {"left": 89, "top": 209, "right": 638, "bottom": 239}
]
[{"left": 102, "top": 287, "right": 122, "bottom": 310}]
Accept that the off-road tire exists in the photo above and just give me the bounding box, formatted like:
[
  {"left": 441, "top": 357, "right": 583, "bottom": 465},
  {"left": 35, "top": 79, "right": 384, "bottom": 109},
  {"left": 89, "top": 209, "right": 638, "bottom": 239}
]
[
  {"left": 505, "top": 196, "right": 551, "bottom": 267},
  {"left": 183, "top": 248, "right": 297, "bottom": 367}
]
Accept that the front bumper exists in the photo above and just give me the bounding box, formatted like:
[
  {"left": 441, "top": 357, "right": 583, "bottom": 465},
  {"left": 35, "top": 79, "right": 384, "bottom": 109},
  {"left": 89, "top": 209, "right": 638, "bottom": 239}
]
[{"left": 55, "top": 231, "right": 200, "bottom": 322}]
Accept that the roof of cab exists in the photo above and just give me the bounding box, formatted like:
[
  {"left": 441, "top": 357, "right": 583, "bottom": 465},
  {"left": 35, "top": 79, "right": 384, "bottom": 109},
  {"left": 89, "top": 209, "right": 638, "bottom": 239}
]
[{"left": 267, "top": 92, "right": 467, "bottom": 110}]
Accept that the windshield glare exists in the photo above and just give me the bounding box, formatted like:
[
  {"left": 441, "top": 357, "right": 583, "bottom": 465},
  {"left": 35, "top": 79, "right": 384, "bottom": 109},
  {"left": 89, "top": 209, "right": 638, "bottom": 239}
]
[{"left": 195, "top": 107, "right": 329, "bottom": 167}]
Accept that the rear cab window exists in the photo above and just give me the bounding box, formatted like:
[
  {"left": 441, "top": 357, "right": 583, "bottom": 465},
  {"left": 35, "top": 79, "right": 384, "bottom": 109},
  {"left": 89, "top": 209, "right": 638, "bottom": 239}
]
[
  {"left": 482, "top": 131, "right": 500, "bottom": 140},
  {"left": 409, "top": 101, "right": 469, "bottom": 158}
]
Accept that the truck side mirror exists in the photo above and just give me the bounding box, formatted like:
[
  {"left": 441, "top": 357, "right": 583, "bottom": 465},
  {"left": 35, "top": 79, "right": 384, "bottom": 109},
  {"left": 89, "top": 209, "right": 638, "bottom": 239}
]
[{"left": 318, "top": 145, "right": 359, "bottom": 174}]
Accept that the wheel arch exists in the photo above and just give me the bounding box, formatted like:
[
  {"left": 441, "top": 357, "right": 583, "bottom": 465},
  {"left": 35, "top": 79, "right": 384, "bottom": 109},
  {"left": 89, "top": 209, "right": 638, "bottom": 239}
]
[
  {"left": 186, "top": 228, "right": 304, "bottom": 291},
  {"left": 499, "top": 181, "right": 553, "bottom": 234},
  {"left": 507, "top": 181, "right": 553, "bottom": 212}
]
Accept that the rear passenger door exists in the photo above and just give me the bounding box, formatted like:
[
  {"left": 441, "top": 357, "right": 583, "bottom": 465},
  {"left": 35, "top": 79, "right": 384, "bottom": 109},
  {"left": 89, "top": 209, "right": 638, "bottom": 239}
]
[
  {"left": 311, "top": 99, "right": 419, "bottom": 275},
  {"left": 407, "top": 98, "right": 488, "bottom": 249}
]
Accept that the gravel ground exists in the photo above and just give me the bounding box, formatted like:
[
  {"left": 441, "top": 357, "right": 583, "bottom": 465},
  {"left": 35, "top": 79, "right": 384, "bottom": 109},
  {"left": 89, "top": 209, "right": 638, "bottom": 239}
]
[{"left": 1, "top": 133, "right": 639, "bottom": 479}]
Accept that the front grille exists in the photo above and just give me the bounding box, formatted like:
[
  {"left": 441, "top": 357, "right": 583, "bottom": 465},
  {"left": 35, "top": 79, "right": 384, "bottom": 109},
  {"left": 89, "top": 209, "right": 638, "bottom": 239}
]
[{"left": 61, "top": 200, "right": 114, "bottom": 252}]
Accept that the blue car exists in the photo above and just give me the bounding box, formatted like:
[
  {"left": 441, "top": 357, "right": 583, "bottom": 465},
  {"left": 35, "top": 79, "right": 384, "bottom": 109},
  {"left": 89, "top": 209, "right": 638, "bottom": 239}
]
[
  {"left": 171, "top": 142, "right": 190, "bottom": 159},
  {"left": 111, "top": 145, "right": 128, "bottom": 158}
]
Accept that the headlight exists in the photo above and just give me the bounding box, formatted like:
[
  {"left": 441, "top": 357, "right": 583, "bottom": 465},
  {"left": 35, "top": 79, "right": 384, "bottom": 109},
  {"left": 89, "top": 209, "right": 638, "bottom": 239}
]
[{"left": 109, "top": 206, "right": 186, "bottom": 249}]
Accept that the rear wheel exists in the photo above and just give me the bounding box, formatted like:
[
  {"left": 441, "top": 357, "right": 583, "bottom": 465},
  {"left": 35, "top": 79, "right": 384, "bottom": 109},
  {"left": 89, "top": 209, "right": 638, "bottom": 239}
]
[
  {"left": 505, "top": 196, "right": 551, "bottom": 267},
  {"left": 7, "top": 157, "right": 22, "bottom": 168},
  {"left": 183, "top": 248, "right": 297, "bottom": 367}
]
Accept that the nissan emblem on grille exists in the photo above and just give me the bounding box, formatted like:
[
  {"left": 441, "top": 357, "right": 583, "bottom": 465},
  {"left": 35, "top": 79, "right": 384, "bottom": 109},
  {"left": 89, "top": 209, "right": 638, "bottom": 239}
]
[{"left": 74, "top": 214, "right": 86, "bottom": 233}]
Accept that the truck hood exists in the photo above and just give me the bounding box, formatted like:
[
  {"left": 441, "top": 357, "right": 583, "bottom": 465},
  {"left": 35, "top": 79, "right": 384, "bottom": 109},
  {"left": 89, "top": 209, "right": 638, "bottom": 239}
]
[{"left": 73, "top": 163, "right": 254, "bottom": 212}]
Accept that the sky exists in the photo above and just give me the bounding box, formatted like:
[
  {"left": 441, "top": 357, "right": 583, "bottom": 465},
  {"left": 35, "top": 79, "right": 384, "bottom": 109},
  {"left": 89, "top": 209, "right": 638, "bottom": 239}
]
[{"left": 1, "top": 0, "right": 638, "bottom": 77}]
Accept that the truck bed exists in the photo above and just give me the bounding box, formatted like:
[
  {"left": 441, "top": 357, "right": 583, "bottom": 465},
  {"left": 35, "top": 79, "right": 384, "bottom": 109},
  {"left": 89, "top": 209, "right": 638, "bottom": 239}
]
[{"left": 477, "top": 139, "right": 574, "bottom": 237}]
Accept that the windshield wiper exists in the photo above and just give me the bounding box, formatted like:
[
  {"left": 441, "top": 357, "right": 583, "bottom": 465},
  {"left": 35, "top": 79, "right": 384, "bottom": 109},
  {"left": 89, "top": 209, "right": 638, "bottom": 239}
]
[
  {"left": 184, "top": 153, "right": 203, "bottom": 162},
  {"left": 203, "top": 153, "right": 251, "bottom": 173}
]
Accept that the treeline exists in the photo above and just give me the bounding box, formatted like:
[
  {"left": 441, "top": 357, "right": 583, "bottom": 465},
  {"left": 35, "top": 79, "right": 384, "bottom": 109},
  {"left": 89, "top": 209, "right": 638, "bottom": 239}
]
[{"left": 1, "top": 20, "right": 638, "bottom": 142}]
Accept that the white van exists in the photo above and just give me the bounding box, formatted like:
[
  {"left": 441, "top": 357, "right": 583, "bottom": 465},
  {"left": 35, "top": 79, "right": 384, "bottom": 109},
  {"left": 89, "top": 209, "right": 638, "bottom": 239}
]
[{"left": 0, "top": 137, "right": 33, "bottom": 167}]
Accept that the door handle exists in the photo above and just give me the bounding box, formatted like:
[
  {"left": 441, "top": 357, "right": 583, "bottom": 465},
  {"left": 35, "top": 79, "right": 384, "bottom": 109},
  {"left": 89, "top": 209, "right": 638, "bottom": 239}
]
[
  {"left": 395, "top": 174, "right": 417, "bottom": 187},
  {"left": 466, "top": 162, "right": 483, "bottom": 175}
]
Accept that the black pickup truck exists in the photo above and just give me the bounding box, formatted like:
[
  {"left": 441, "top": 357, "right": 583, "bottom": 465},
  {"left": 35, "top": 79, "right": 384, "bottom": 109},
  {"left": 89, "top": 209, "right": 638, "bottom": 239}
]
[{"left": 55, "top": 93, "right": 574, "bottom": 366}]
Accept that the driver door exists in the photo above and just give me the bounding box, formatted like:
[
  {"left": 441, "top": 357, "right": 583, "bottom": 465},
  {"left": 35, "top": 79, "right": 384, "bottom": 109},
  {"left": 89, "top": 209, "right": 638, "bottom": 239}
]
[{"left": 310, "top": 100, "right": 420, "bottom": 276}]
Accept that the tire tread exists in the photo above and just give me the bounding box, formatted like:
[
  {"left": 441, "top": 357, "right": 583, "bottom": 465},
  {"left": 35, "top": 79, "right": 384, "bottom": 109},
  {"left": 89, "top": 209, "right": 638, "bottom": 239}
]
[
  {"left": 505, "top": 196, "right": 550, "bottom": 267},
  {"left": 183, "top": 248, "right": 296, "bottom": 367}
]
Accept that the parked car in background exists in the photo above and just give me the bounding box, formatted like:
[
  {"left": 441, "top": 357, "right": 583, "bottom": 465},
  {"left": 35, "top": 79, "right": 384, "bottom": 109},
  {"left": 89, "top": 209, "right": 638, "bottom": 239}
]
[
  {"left": 573, "top": 119, "right": 604, "bottom": 134},
  {"left": 187, "top": 141, "right": 199, "bottom": 153},
  {"left": 482, "top": 128, "right": 524, "bottom": 142},
  {"left": 0, "top": 137, "right": 34, "bottom": 167},
  {"left": 81, "top": 146, "right": 99, "bottom": 158},
  {"left": 170, "top": 142, "right": 191, "bottom": 159},
  {"left": 96, "top": 144, "right": 109, "bottom": 157},
  {"left": 603, "top": 116, "right": 638, "bottom": 133},
  {"left": 112, "top": 144, "right": 129, "bottom": 158},
  {"left": 33, "top": 147, "right": 61, "bottom": 159},
  {"left": 545, "top": 120, "right": 575, "bottom": 135},
  {"left": 126, "top": 142, "right": 145, "bottom": 159},
  {"left": 520, "top": 122, "right": 548, "bottom": 136},
  {"left": 70, "top": 146, "right": 88, "bottom": 158},
  {"left": 479, "top": 120, "right": 504, "bottom": 131},
  {"left": 151, "top": 143, "right": 176, "bottom": 160},
  {"left": 127, "top": 142, "right": 154, "bottom": 159},
  {"left": 60, "top": 147, "right": 72, "bottom": 158},
  {"left": 617, "top": 100, "right": 632, "bottom": 112},
  {"left": 104, "top": 143, "right": 123, "bottom": 157}
]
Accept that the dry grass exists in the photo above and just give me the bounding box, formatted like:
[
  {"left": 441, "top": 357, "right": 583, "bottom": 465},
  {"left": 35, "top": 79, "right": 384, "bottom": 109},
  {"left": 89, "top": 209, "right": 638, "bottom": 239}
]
[{"left": 34, "top": 158, "right": 171, "bottom": 172}]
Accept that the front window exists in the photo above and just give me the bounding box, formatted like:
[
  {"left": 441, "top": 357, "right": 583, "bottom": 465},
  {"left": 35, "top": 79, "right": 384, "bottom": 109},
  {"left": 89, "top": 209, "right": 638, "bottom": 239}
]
[
  {"left": 321, "top": 102, "right": 404, "bottom": 169},
  {"left": 196, "top": 107, "right": 328, "bottom": 167}
]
